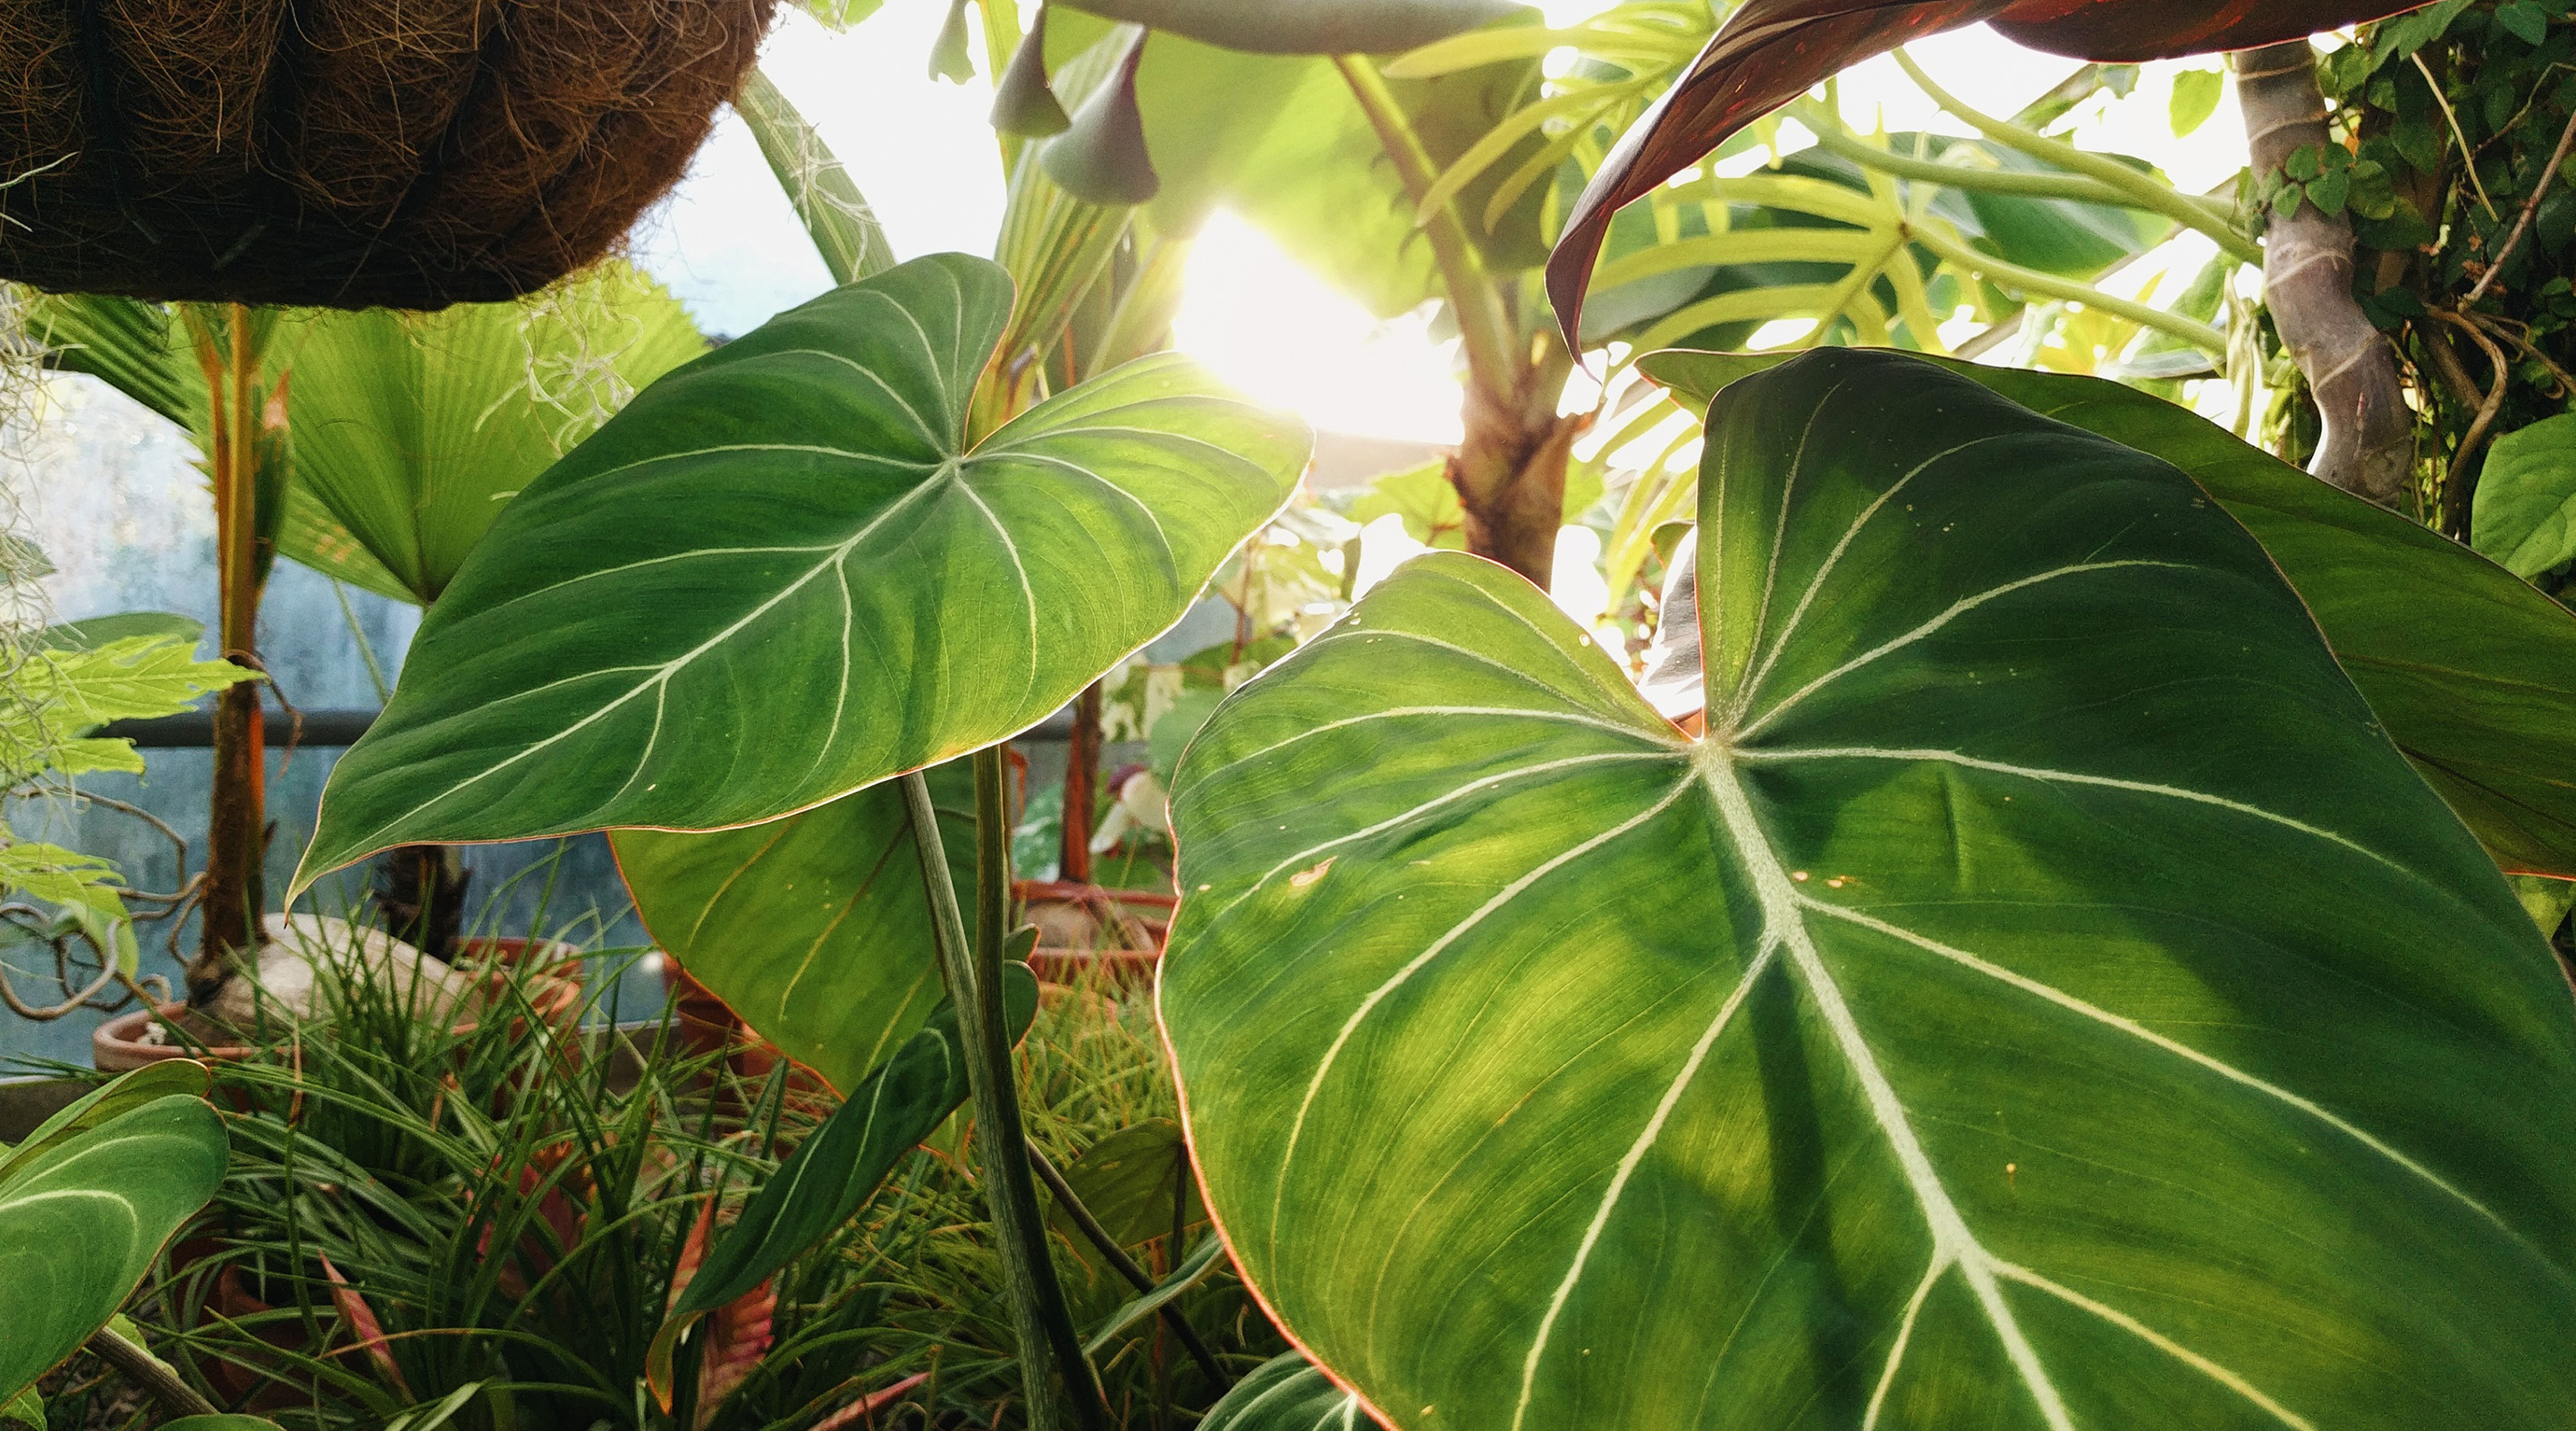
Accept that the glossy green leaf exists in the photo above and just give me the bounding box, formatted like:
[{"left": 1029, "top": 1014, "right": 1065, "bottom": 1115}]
[
  {"left": 2472, "top": 411, "right": 2576, "bottom": 579},
  {"left": 0, "top": 1088, "right": 228, "bottom": 1401},
  {"left": 660, "top": 967, "right": 1038, "bottom": 1337},
  {"left": 740, "top": 69, "right": 897, "bottom": 288},
  {"left": 277, "top": 261, "right": 704, "bottom": 605},
  {"left": 1199, "top": 1354, "right": 1366, "bottom": 1431},
  {"left": 1057, "top": 0, "right": 1521, "bottom": 55},
  {"left": 1, "top": 1389, "right": 38, "bottom": 1430},
  {"left": 294, "top": 254, "right": 1309, "bottom": 889},
  {"left": 1164, "top": 350, "right": 2576, "bottom": 1429},
  {"left": 0, "top": 1061, "right": 208, "bottom": 1184},
  {"left": 613, "top": 761, "right": 978, "bottom": 1095},
  {"left": 1646, "top": 348, "right": 2576, "bottom": 879}
]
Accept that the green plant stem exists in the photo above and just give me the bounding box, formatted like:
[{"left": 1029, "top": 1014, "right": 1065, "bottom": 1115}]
[
  {"left": 85, "top": 1324, "right": 217, "bottom": 1419},
  {"left": 1796, "top": 103, "right": 2252, "bottom": 256},
  {"left": 902, "top": 762, "right": 1110, "bottom": 1431},
  {"left": 1907, "top": 221, "right": 2229, "bottom": 356},
  {"left": 1333, "top": 54, "right": 1520, "bottom": 403},
  {"left": 1023, "top": 1136, "right": 1230, "bottom": 1387},
  {"left": 1890, "top": 50, "right": 2261, "bottom": 264}
]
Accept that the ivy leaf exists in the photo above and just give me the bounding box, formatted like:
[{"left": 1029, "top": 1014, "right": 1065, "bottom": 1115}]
[{"left": 2169, "top": 68, "right": 2224, "bottom": 136}]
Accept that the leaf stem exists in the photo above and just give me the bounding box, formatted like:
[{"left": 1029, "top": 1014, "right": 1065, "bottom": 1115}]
[
  {"left": 1024, "top": 1136, "right": 1230, "bottom": 1387},
  {"left": 1906, "top": 222, "right": 2229, "bottom": 357},
  {"left": 1333, "top": 54, "right": 1521, "bottom": 403},
  {"left": 86, "top": 1324, "right": 217, "bottom": 1420},
  {"left": 1890, "top": 51, "right": 2260, "bottom": 264},
  {"left": 902, "top": 760, "right": 1109, "bottom": 1431}
]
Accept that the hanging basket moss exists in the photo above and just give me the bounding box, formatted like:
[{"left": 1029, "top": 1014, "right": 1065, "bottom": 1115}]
[{"left": 0, "top": 0, "right": 777, "bottom": 309}]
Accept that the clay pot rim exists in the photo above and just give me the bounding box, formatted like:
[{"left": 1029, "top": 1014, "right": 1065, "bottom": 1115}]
[{"left": 91, "top": 970, "right": 582, "bottom": 1066}]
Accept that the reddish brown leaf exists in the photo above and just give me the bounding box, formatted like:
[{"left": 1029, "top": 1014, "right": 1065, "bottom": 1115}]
[
  {"left": 811, "top": 1373, "right": 932, "bottom": 1431},
  {"left": 1546, "top": 0, "right": 2436, "bottom": 340},
  {"left": 318, "top": 1255, "right": 411, "bottom": 1398},
  {"left": 695, "top": 1277, "right": 776, "bottom": 1421}
]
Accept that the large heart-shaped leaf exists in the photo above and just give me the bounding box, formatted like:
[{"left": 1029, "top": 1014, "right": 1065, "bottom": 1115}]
[
  {"left": 1162, "top": 350, "right": 2576, "bottom": 1429},
  {"left": 1647, "top": 349, "right": 2576, "bottom": 878},
  {"left": 611, "top": 761, "right": 978, "bottom": 1094},
  {"left": 277, "top": 261, "right": 705, "bottom": 605},
  {"left": 1546, "top": 0, "right": 2437, "bottom": 337},
  {"left": 1, "top": 1078, "right": 229, "bottom": 1400},
  {"left": 294, "top": 253, "right": 1308, "bottom": 889}
]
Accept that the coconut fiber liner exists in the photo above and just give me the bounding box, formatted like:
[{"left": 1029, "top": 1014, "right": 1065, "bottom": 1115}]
[{"left": 0, "top": 0, "right": 778, "bottom": 309}]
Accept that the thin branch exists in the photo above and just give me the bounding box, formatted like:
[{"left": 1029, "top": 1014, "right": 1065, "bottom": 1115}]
[
  {"left": 2466, "top": 105, "right": 2576, "bottom": 306},
  {"left": 1905, "top": 223, "right": 2229, "bottom": 355},
  {"left": 1894, "top": 50, "right": 2260, "bottom": 263},
  {"left": 87, "top": 1324, "right": 218, "bottom": 1420},
  {"left": 1796, "top": 101, "right": 2259, "bottom": 263},
  {"left": 1023, "top": 1138, "right": 1229, "bottom": 1389},
  {"left": 2414, "top": 52, "right": 2497, "bottom": 218},
  {"left": 2433, "top": 308, "right": 2512, "bottom": 535}
]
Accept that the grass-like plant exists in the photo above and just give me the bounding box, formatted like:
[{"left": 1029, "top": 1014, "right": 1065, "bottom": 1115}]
[{"left": 90, "top": 922, "right": 1275, "bottom": 1431}]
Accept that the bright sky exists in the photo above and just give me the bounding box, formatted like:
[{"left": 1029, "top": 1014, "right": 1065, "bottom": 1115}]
[{"left": 632, "top": 2, "right": 2257, "bottom": 445}]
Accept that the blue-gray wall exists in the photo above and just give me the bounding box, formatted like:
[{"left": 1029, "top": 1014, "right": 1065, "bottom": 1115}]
[{"left": 4, "top": 376, "right": 657, "bottom": 1069}]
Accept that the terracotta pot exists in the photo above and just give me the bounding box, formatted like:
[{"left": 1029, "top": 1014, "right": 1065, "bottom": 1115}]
[
  {"left": 659, "top": 963, "right": 834, "bottom": 1112},
  {"left": 459, "top": 936, "right": 587, "bottom": 984},
  {"left": 93, "top": 1004, "right": 255, "bottom": 1074},
  {"left": 93, "top": 968, "right": 580, "bottom": 1072},
  {"left": 1014, "top": 880, "right": 1176, "bottom": 991}
]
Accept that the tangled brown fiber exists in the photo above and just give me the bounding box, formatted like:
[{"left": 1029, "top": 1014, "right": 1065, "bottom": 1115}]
[{"left": 0, "top": 0, "right": 777, "bottom": 309}]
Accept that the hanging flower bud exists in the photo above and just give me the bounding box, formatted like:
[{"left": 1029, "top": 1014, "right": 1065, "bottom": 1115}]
[
  {"left": 1040, "top": 30, "right": 1158, "bottom": 206},
  {"left": 992, "top": 6, "right": 1072, "bottom": 137},
  {"left": 928, "top": 0, "right": 977, "bottom": 83}
]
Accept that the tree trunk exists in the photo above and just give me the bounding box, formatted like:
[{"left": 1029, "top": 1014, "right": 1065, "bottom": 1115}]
[
  {"left": 2237, "top": 41, "right": 2415, "bottom": 506},
  {"left": 1451, "top": 335, "right": 1584, "bottom": 589},
  {"left": 188, "top": 305, "right": 272, "bottom": 1006},
  {"left": 1057, "top": 682, "right": 1101, "bottom": 885},
  {"left": 372, "top": 844, "right": 471, "bottom": 963}
]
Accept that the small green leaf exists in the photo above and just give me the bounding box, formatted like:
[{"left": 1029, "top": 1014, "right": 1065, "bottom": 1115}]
[
  {"left": 2509, "top": 874, "right": 2576, "bottom": 936},
  {"left": 929, "top": 0, "right": 976, "bottom": 81},
  {"left": 2473, "top": 412, "right": 2576, "bottom": 579},
  {"left": 2498, "top": 0, "right": 2551, "bottom": 44},
  {"left": 1042, "top": 32, "right": 1160, "bottom": 205},
  {"left": 2272, "top": 182, "right": 2304, "bottom": 219},
  {"left": 2284, "top": 143, "right": 2324, "bottom": 181},
  {"left": 2169, "top": 68, "right": 2224, "bottom": 136},
  {"left": 1198, "top": 1353, "right": 1362, "bottom": 1430},
  {"left": 2309, "top": 165, "right": 2351, "bottom": 216},
  {"left": 0, "top": 1387, "right": 37, "bottom": 1429}
]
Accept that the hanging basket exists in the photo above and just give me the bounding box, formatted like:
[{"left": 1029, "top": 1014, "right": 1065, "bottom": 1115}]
[{"left": 0, "top": 0, "right": 777, "bottom": 309}]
